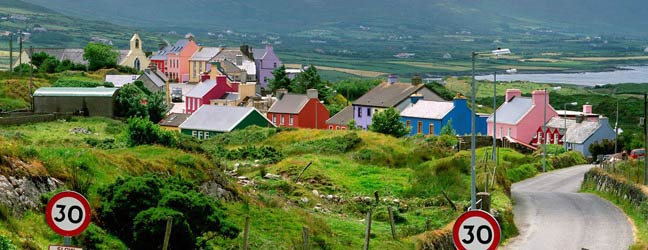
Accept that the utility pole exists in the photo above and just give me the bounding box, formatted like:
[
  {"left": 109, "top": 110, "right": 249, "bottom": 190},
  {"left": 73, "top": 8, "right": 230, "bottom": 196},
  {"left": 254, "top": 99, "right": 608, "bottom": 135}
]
[
  {"left": 29, "top": 46, "right": 33, "bottom": 111},
  {"left": 9, "top": 34, "right": 13, "bottom": 76},
  {"left": 614, "top": 99, "right": 619, "bottom": 154},
  {"left": 543, "top": 88, "right": 547, "bottom": 172},
  {"left": 644, "top": 92, "right": 648, "bottom": 185},
  {"left": 18, "top": 31, "right": 23, "bottom": 77}
]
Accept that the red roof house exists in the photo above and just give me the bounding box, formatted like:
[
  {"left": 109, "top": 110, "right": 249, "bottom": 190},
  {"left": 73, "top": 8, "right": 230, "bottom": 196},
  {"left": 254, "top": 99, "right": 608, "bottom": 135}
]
[
  {"left": 267, "top": 89, "right": 330, "bottom": 129},
  {"left": 185, "top": 75, "right": 237, "bottom": 114}
]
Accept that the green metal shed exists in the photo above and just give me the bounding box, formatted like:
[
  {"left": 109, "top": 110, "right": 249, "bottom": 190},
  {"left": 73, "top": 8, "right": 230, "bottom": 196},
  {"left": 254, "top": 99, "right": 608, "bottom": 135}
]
[{"left": 33, "top": 87, "right": 119, "bottom": 117}]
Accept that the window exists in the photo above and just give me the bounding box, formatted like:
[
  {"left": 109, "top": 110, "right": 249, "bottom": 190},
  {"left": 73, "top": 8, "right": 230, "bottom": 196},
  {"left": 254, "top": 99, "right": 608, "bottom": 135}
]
[
  {"left": 192, "top": 131, "right": 197, "bottom": 138},
  {"left": 204, "top": 132, "right": 210, "bottom": 140},
  {"left": 341, "top": 127, "right": 346, "bottom": 130},
  {"left": 554, "top": 133, "right": 559, "bottom": 144},
  {"left": 358, "top": 107, "right": 362, "bottom": 118},
  {"left": 289, "top": 115, "right": 294, "bottom": 125},
  {"left": 417, "top": 121, "right": 423, "bottom": 134},
  {"left": 406, "top": 120, "right": 411, "bottom": 132},
  {"left": 508, "top": 128, "right": 512, "bottom": 137},
  {"left": 272, "top": 115, "right": 277, "bottom": 124},
  {"left": 329, "top": 125, "right": 333, "bottom": 130},
  {"left": 273, "top": 62, "right": 277, "bottom": 68},
  {"left": 135, "top": 39, "right": 140, "bottom": 49},
  {"left": 197, "top": 131, "right": 203, "bottom": 139},
  {"left": 429, "top": 124, "right": 435, "bottom": 135},
  {"left": 280, "top": 115, "right": 285, "bottom": 125},
  {"left": 336, "top": 126, "right": 340, "bottom": 130},
  {"left": 367, "top": 108, "right": 371, "bottom": 116}
]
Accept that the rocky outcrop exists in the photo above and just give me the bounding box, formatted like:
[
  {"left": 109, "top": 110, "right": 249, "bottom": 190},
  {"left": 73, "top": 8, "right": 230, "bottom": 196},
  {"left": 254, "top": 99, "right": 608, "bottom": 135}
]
[{"left": 0, "top": 175, "right": 62, "bottom": 214}]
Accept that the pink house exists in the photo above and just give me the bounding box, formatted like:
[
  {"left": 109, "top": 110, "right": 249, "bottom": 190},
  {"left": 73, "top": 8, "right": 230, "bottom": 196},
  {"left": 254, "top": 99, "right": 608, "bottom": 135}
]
[
  {"left": 185, "top": 75, "right": 236, "bottom": 114},
  {"left": 165, "top": 37, "right": 199, "bottom": 83},
  {"left": 487, "top": 89, "right": 558, "bottom": 145}
]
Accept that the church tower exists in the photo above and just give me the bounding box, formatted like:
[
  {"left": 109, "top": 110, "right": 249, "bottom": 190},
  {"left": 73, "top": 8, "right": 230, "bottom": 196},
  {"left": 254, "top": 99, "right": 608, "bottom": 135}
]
[{"left": 120, "top": 33, "right": 150, "bottom": 71}]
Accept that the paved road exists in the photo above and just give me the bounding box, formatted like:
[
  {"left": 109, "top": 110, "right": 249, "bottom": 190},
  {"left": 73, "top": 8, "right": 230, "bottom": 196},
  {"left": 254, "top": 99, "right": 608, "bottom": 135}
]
[
  {"left": 167, "top": 83, "right": 195, "bottom": 114},
  {"left": 504, "top": 165, "right": 634, "bottom": 250}
]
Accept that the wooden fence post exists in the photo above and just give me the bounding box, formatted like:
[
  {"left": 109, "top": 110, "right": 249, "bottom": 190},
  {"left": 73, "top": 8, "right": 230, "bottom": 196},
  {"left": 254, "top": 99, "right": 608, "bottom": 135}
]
[
  {"left": 243, "top": 215, "right": 250, "bottom": 250},
  {"left": 363, "top": 210, "right": 372, "bottom": 250},
  {"left": 303, "top": 226, "right": 309, "bottom": 250},
  {"left": 162, "top": 217, "right": 173, "bottom": 250},
  {"left": 388, "top": 206, "right": 396, "bottom": 240}
]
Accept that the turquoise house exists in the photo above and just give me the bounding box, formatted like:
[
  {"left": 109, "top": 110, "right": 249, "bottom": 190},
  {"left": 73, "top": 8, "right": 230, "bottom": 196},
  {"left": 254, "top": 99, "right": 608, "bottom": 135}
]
[{"left": 400, "top": 96, "right": 487, "bottom": 136}]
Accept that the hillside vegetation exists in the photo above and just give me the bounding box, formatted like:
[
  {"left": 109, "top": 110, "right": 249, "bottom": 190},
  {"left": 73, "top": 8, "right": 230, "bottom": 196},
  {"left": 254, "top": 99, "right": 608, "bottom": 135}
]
[{"left": 0, "top": 116, "right": 586, "bottom": 249}]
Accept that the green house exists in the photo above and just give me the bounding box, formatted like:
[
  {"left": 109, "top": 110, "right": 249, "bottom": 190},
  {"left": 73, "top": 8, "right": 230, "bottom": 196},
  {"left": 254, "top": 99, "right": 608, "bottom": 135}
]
[{"left": 179, "top": 105, "right": 275, "bottom": 139}]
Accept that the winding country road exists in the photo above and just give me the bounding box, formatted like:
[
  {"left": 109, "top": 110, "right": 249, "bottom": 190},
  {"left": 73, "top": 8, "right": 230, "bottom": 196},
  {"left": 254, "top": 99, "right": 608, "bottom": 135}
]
[{"left": 503, "top": 165, "right": 634, "bottom": 250}]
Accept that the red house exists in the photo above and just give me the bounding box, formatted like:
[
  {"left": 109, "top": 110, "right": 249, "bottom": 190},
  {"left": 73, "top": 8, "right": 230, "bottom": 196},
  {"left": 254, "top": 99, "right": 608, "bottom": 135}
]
[
  {"left": 267, "top": 89, "right": 330, "bottom": 129},
  {"left": 185, "top": 75, "right": 237, "bottom": 114}
]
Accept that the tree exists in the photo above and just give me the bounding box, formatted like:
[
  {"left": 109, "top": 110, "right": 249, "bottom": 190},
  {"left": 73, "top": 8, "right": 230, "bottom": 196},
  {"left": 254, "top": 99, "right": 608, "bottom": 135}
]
[
  {"left": 30, "top": 52, "right": 52, "bottom": 68},
  {"left": 440, "top": 119, "right": 457, "bottom": 136},
  {"left": 146, "top": 91, "right": 167, "bottom": 124},
  {"left": 115, "top": 84, "right": 148, "bottom": 118},
  {"left": 39, "top": 57, "right": 59, "bottom": 73},
  {"left": 370, "top": 108, "right": 409, "bottom": 137},
  {"left": 292, "top": 65, "right": 331, "bottom": 100},
  {"left": 268, "top": 64, "right": 291, "bottom": 92},
  {"left": 83, "top": 42, "right": 119, "bottom": 71}
]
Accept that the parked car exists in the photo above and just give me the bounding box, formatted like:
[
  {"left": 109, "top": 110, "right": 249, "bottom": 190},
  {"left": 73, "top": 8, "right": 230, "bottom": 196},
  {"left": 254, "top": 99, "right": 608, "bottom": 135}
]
[
  {"left": 630, "top": 149, "right": 645, "bottom": 159},
  {"left": 171, "top": 88, "right": 183, "bottom": 102}
]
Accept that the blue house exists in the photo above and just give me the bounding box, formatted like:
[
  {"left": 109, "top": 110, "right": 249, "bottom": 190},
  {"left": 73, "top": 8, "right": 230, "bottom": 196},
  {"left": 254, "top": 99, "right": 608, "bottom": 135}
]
[
  {"left": 400, "top": 95, "right": 487, "bottom": 136},
  {"left": 563, "top": 116, "right": 615, "bottom": 158}
]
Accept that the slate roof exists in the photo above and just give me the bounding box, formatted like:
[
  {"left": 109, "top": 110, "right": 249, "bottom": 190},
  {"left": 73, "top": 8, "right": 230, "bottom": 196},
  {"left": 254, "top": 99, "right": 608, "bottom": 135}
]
[
  {"left": 221, "top": 92, "right": 239, "bottom": 101},
  {"left": 159, "top": 112, "right": 190, "bottom": 127},
  {"left": 400, "top": 100, "right": 454, "bottom": 119},
  {"left": 326, "top": 105, "right": 354, "bottom": 126},
  {"left": 564, "top": 120, "right": 601, "bottom": 144},
  {"left": 252, "top": 48, "right": 266, "bottom": 60},
  {"left": 545, "top": 117, "right": 576, "bottom": 130},
  {"left": 150, "top": 39, "right": 190, "bottom": 60},
  {"left": 139, "top": 69, "right": 168, "bottom": 88},
  {"left": 30, "top": 48, "right": 86, "bottom": 64},
  {"left": 268, "top": 94, "right": 311, "bottom": 114},
  {"left": 179, "top": 105, "right": 270, "bottom": 132},
  {"left": 33, "top": 87, "right": 118, "bottom": 97},
  {"left": 190, "top": 47, "right": 221, "bottom": 61},
  {"left": 105, "top": 75, "right": 138, "bottom": 88},
  {"left": 353, "top": 82, "right": 424, "bottom": 108},
  {"left": 486, "top": 97, "right": 533, "bottom": 124},
  {"left": 186, "top": 80, "right": 216, "bottom": 98}
]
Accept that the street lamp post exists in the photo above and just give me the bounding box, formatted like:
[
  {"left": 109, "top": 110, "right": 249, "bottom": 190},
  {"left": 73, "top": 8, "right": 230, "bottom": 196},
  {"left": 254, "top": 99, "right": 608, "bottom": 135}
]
[
  {"left": 470, "top": 48, "right": 511, "bottom": 210},
  {"left": 543, "top": 88, "right": 547, "bottom": 172},
  {"left": 563, "top": 102, "right": 577, "bottom": 151}
]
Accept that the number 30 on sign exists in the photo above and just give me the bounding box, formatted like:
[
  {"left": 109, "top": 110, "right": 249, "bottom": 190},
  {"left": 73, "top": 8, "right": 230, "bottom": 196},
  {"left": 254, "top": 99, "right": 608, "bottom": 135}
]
[
  {"left": 46, "top": 191, "right": 91, "bottom": 237},
  {"left": 452, "top": 210, "right": 501, "bottom": 250}
]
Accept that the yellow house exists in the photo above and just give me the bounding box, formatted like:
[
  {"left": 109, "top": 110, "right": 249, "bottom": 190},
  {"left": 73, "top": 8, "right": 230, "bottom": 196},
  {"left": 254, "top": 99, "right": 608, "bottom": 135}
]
[
  {"left": 188, "top": 47, "right": 221, "bottom": 83},
  {"left": 119, "top": 33, "right": 150, "bottom": 71}
]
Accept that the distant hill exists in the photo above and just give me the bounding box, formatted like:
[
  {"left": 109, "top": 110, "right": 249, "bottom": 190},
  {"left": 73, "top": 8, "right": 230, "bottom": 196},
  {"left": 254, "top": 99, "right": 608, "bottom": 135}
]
[{"left": 18, "top": 0, "right": 648, "bottom": 37}]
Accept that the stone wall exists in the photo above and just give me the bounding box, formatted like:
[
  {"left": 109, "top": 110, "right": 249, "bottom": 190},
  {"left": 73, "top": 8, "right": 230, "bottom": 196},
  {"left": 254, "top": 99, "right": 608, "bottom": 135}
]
[
  {"left": 0, "top": 112, "right": 72, "bottom": 125},
  {"left": 583, "top": 167, "right": 648, "bottom": 212}
]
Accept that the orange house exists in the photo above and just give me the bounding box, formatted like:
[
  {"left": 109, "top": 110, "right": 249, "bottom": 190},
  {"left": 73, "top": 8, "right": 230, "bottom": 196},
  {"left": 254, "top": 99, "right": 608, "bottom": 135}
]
[{"left": 165, "top": 36, "right": 199, "bottom": 82}]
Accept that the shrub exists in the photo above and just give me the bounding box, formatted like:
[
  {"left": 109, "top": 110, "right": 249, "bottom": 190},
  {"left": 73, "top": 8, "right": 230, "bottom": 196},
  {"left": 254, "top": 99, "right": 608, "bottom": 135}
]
[
  {"left": 0, "top": 235, "right": 17, "bottom": 250},
  {"left": 370, "top": 108, "right": 408, "bottom": 137},
  {"left": 72, "top": 224, "right": 127, "bottom": 250},
  {"left": 206, "top": 126, "right": 276, "bottom": 146},
  {"left": 53, "top": 78, "right": 105, "bottom": 87},
  {"left": 506, "top": 163, "right": 538, "bottom": 183},
  {"left": 286, "top": 132, "right": 361, "bottom": 154},
  {"left": 127, "top": 117, "right": 177, "bottom": 147},
  {"left": 226, "top": 145, "right": 283, "bottom": 164}
]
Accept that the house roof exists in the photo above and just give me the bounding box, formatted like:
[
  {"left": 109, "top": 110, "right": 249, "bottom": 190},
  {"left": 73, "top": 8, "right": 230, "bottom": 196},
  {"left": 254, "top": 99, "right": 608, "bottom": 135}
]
[
  {"left": 326, "top": 105, "right": 354, "bottom": 126},
  {"left": 252, "top": 48, "right": 266, "bottom": 60},
  {"left": 268, "top": 94, "right": 311, "bottom": 114},
  {"left": 150, "top": 39, "right": 190, "bottom": 60},
  {"left": 186, "top": 80, "right": 216, "bottom": 98},
  {"left": 221, "top": 92, "right": 239, "bottom": 101},
  {"left": 190, "top": 47, "right": 221, "bottom": 61},
  {"left": 400, "top": 100, "right": 454, "bottom": 120},
  {"left": 179, "top": 105, "right": 269, "bottom": 132},
  {"left": 105, "top": 75, "right": 138, "bottom": 88},
  {"left": 545, "top": 117, "right": 576, "bottom": 130},
  {"left": 33, "top": 87, "right": 118, "bottom": 97},
  {"left": 487, "top": 97, "right": 533, "bottom": 124},
  {"left": 139, "top": 69, "right": 168, "bottom": 88},
  {"left": 30, "top": 48, "right": 85, "bottom": 65},
  {"left": 353, "top": 82, "right": 424, "bottom": 108},
  {"left": 211, "top": 47, "right": 256, "bottom": 75},
  {"left": 159, "top": 112, "right": 190, "bottom": 127},
  {"left": 564, "top": 120, "right": 602, "bottom": 144}
]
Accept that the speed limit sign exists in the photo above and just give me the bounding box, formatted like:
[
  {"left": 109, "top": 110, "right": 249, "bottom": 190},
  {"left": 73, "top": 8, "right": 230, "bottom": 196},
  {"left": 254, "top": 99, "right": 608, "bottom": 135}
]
[
  {"left": 452, "top": 210, "right": 501, "bottom": 250},
  {"left": 46, "top": 191, "right": 91, "bottom": 236}
]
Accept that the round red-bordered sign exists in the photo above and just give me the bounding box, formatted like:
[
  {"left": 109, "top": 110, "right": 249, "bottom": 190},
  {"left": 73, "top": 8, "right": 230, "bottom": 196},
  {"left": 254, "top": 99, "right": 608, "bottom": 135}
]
[
  {"left": 452, "top": 210, "right": 501, "bottom": 250},
  {"left": 46, "top": 191, "right": 91, "bottom": 237}
]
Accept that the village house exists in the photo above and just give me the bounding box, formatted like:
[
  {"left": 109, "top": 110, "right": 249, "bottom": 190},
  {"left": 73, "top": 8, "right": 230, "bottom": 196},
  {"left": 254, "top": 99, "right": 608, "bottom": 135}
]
[
  {"left": 136, "top": 64, "right": 168, "bottom": 93},
  {"left": 184, "top": 75, "right": 236, "bottom": 114},
  {"left": 563, "top": 116, "right": 616, "bottom": 158},
  {"left": 487, "top": 89, "right": 558, "bottom": 147},
  {"left": 158, "top": 112, "right": 190, "bottom": 131},
  {"left": 150, "top": 36, "right": 199, "bottom": 82},
  {"left": 188, "top": 46, "right": 221, "bottom": 83},
  {"left": 352, "top": 75, "right": 445, "bottom": 130},
  {"left": 104, "top": 74, "right": 138, "bottom": 88},
  {"left": 119, "top": 33, "right": 150, "bottom": 71},
  {"left": 254, "top": 44, "right": 282, "bottom": 89},
  {"left": 531, "top": 104, "right": 598, "bottom": 146},
  {"left": 267, "top": 89, "right": 330, "bottom": 129},
  {"left": 33, "top": 87, "right": 118, "bottom": 117},
  {"left": 400, "top": 94, "right": 487, "bottom": 136},
  {"left": 326, "top": 106, "right": 353, "bottom": 130},
  {"left": 209, "top": 46, "right": 257, "bottom": 84},
  {"left": 179, "top": 105, "right": 275, "bottom": 139}
]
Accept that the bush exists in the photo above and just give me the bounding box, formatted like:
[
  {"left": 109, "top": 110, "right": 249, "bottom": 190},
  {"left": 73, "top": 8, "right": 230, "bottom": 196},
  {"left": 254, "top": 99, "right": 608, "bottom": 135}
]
[
  {"left": 127, "top": 117, "right": 177, "bottom": 147},
  {"left": 226, "top": 145, "right": 283, "bottom": 164},
  {"left": 370, "top": 108, "right": 408, "bottom": 137},
  {"left": 53, "top": 78, "right": 105, "bottom": 87},
  {"left": 286, "top": 132, "right": 361, "bottom": 154},
  {"left": 206, "top": 126, "right": 276, "bottom": 146},
  {"left": 99, "top": 174, "right": 239, "bottom": 249},
  {"left": 72, "top": 224, "right": 127, "bottom": 250},
  {"left": 506, "top": 163, "right": 538, "bottom": 183},
  {"left": 0, "top": 235, "right": 17, "bottom": 250}
]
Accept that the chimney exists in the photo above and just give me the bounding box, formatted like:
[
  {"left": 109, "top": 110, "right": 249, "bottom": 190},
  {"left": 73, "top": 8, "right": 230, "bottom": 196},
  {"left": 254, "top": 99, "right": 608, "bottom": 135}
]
[
  {"left": 583, "top": 104, "right": 592, "bottom": 114},
  {"left": 148, "top": 63, "right": 157, "bottom": 72},
  {"left": 231, "top": 82, "right": 240, "bottom": 92},
  {"left": 505, "top": 89, "right": 522, "bottom": 102},
  {"left": 307, "top": 89, "right": 319, "bottom": 99},
  {"left": 236, "top": 55, "right": 243, "bottom": 66},
  {"left": 531, "top": 89, "right": 548, "bottom": 105},
  {"left": 453, "top": 94, "right": 467, "bottom": 107},
  {"left": 388, "top": 74, "right": 398, "bottom": 84},
  {"left": 598, "top": 115, "right": 609, "bottom": 126},
  {"left": 276, "top": 88, "right": 288, "bottom": 100},
  {"left": 201, "top": 72, "right": 210, "bottom": 82},
  {"left": 576, "top": 114, "right": 585, "bottom": 123},
  {"left": 216, "top": 75, "right": 227, "bottom": 87},
  {"left": 411, "top": 74, "right": 422, "bottom": 85},
  {"left": 240, "top": 44, "right": 251, "bottom": 58},
  {"left": 410, "top": 93, "right": 423, "bottom": 104}
]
